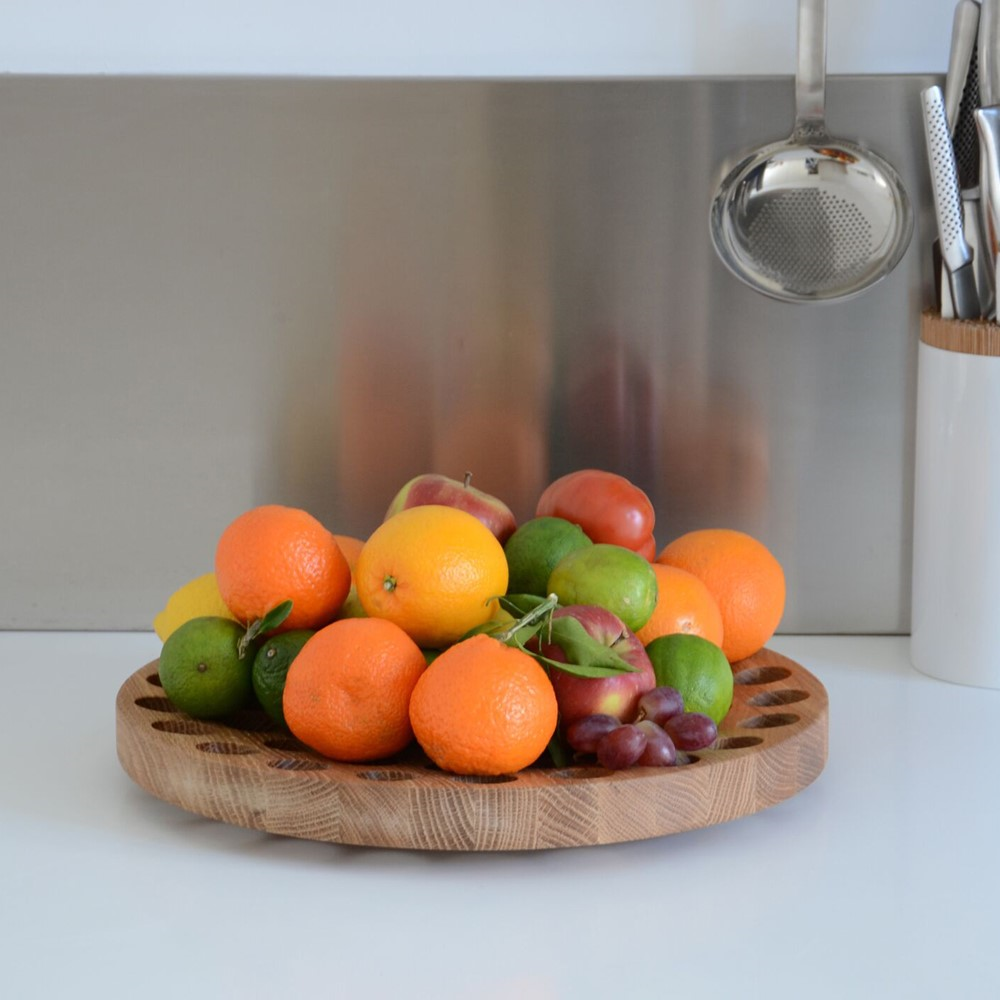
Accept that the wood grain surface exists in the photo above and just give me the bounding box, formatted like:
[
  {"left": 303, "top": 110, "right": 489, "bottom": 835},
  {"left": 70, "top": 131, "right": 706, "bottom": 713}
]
[{"left": 116, "top": 648, "right": 828, "bottom": 851}]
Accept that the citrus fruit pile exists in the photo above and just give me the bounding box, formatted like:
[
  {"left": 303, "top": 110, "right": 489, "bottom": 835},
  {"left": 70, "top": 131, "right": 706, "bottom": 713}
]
[{"left": 152, "top": 468, "right": 786, "bottom": 776}]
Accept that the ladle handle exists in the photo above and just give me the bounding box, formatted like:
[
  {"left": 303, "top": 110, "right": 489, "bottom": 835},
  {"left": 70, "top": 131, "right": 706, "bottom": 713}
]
[{"left": 794, "top": 0, "right": 827, "bottom": 137}]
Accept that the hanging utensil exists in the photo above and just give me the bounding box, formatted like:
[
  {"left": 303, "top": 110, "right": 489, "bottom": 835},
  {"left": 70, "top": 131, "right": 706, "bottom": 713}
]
[
  {"left": 709, "top": 0, "right": 913, "bottom": 303},
  {"left": 923, "top": 86, "right": 981, "bottom": 319}
]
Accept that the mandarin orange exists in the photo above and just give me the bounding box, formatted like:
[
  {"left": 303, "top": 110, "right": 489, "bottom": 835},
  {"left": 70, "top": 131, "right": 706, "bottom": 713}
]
[
  {"left": 408, "top": 633, "right": 558, "bottom": 775},
  {"left": 282, "top": 617, "right": 426, "bottom": 761},
  {"left": 215, "top": 505, "right": 351, "bottom": 631},
  {"left": 634, "top": 562, "right": 724, "bottom": 647},
  {"left": 332, "top": 534, "right": 365, "bottom": 572}
]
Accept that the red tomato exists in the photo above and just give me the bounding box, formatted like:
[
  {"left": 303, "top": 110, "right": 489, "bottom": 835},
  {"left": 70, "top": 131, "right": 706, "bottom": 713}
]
[{"left": 535, "top": 469, "right": 656, "bottom": 554}]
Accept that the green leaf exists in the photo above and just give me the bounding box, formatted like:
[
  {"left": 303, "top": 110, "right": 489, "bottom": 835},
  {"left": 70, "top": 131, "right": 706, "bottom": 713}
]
[
  {"left": 522, "top": 615, "right": 641, "bottom": 679},
  {"left": 546, "top": 732, "right": 572, "bottom": 769},
  {"left": 257, "top": 600, "right": 294, "bottom": 634},
  {"left": 237, "top": 600, "right": 293, "bottom": 659}
]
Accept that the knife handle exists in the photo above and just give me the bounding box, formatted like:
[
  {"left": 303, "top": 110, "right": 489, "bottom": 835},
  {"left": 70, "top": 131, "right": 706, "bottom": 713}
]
[{"left": 923, "top": 86, "right": 981, "bottom": 319}]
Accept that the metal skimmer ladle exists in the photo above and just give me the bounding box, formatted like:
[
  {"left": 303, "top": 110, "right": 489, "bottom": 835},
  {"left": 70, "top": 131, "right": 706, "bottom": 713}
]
[{"left": 709, "top": 0, "right": 913, "bottom": 303}]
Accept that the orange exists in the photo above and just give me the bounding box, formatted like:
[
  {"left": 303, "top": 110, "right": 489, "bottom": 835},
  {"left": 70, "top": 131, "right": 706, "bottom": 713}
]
[
  {"left": 332, "top": 534, "right": 365, "bottom": 572},
  {"left": 409, "top": 633, "right": 558, "bottom": 775},
  {"left": 215, "top": 505, "right": 351, "bottom": 631},
  {"left": 656, "top": 528, "right": 785, "bottom": 663},
  {"left": 282, "top": 617, "right": 426, "bottom": 761},
  {"left": 634, "top": 563, "right": 725, "bottom": 647},
  {"left": 332, "top": 533, "right": 368, "bottom": 620},
  {"left": 354, "top": 505, "right": 509, "bottom": 649}
]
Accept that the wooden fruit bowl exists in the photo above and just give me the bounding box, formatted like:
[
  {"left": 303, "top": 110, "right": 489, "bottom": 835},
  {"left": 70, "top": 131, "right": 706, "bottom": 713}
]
[{"left": 116, "top": 647, "right": 827, "bottom": 851}]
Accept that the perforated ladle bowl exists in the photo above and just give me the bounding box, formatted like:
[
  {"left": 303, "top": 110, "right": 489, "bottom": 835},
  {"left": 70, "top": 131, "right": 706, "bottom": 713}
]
[{"left": 709, "top": 0, "right": 913, "bottom": 303}]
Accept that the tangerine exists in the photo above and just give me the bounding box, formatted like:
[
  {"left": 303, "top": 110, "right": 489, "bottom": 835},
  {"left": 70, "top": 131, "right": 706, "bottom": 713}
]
[
  {"left": 408, "top": 633, "right": 558, "bottom": 775},
  {"left": 282, "top": 617, "right": 426, "bottom": 761},
  {"left": 355, "top": 505, "right": 508, "bottom": 648},
  {"left": 656, "top": 528, "right": 785, "bottom": 663},
  {"left": 634, "top": 563, "right": 724, "bottom": 647},
  {"left": 332, "top": 534, "right": 365, "bottom": 572},
  {"left": 332, "top": 533, "right": 368, "bottom": 620},
  {"left": 215, "top": 505, "right": 351, "bottom": 631}
]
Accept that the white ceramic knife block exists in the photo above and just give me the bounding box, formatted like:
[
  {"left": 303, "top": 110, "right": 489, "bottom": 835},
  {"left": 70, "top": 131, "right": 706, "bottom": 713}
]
[{"left": 911, "top": 312, "right": 1000, "bottom": 688}]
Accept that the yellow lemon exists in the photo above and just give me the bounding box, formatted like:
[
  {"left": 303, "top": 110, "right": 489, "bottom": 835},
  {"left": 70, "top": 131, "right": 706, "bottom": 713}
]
[{"left": 153, "top": 572, "right": 237, "bottom": 642}]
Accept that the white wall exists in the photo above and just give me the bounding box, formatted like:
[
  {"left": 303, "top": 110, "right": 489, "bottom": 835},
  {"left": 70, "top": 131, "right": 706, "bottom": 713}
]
[{"left": 0, "top": 0, "right": 950, "bottom": 77}]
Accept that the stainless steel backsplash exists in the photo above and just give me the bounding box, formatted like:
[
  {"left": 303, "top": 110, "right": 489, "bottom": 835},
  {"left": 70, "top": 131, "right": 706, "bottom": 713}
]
[{"left": 0, "top": 75, "right": 937, "bottom": 631}]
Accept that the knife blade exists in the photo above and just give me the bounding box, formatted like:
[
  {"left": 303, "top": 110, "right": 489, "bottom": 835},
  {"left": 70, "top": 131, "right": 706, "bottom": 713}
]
[
  {"left": 923, "top": 86, "right": 981, "bottom": 319},
  {"left": 947, "top": 1, "right": 982, "bottom": 132},
  {"left": 944, "top": 1, "right": 990, "bottom": 316},
  {"left": 979, "top": 0, "right": 1000, "bottom": 107},
  {"left": 977, "top": 0, "right": 1000, "bottom": 294},
  {"left": 975, "top": 105, "right": 1000, "bottom": 303}
]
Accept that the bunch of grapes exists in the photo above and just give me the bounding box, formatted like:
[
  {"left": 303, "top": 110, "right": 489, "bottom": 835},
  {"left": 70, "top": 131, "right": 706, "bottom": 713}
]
[{"left": 564, "top": 686, "right": 718, "bottom": 770}]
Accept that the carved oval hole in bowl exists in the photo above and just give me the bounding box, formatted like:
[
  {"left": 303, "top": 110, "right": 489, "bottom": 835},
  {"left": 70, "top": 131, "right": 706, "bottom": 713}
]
[
  {"left": 739, "top": 713, "right": 800, "bottom": 730},
  {"left": 714, "top": 736, "right": 765, "bottom": 750},
  {"left": 134, "top": 696, "right": 178, "bottom": 713},
  {"left": 196, "top": 741, "right": 258, "bottom": 755},
  {"left": 152, "top": 719, "right": 215, "bottom": 735},
  {"left": 146, "top": 672, "right": 163, "bottom": 687},
  {"left": 748, "top": 689, "right": 809, "bottom": 707},
  {"left": 262, "top": 737, "right": 310, "bottom": 753},
  {"left": 733, "top": 666, "right": 793, "bottom": 686}
]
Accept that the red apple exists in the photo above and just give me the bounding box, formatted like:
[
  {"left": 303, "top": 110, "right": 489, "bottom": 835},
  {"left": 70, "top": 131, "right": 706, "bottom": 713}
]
[
  {"left": 384, "top": 471, "right": 517, "bottom": 543},
  {"left": 538, "top": 605, "right": 655, "bottom": 725}
]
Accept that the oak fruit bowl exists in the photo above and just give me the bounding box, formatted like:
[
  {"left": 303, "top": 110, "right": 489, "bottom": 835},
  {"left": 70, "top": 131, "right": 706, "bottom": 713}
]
[{"left": 116, "top": 647, "right": 827, "bottom": 851}]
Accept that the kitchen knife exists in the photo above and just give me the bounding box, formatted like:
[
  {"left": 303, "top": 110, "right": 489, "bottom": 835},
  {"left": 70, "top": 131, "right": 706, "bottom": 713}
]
[
  {"left": 975, "top": 105, "right": 1000, "bottom": 301},
  {"left": 979, "top": 0, "right": 1000, "bottom": 106},
  {"left": 947, "top": 1, "right": 982, "bottom": 133},
  {"left": 977, "top": 0, "right": 1000, "bottom": 289},
  {"left": 923, "top": 86, "right": 981, "bottom": 319},
  {"left": 944, "top": 1, "right": 989, "bottom": 315}
]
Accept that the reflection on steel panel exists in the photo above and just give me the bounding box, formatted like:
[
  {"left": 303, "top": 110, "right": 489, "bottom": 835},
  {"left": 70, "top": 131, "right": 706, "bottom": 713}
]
[{"left": 0, "top": 75, "right": 936, "bottom": 630}]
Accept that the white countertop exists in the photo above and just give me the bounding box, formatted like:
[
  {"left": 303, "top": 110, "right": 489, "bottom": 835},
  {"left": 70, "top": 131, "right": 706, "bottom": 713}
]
[{"left": 2, "top": 631, "right": 997, "bottom": 999}]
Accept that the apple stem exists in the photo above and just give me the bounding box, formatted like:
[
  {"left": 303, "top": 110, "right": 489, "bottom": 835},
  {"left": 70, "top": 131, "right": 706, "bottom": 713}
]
[
  {"left": 463, "top": 471, "right": 473, "bottom": 488},
  {"left": 496, "top": 593, "right": 559, "bottom": 645}
]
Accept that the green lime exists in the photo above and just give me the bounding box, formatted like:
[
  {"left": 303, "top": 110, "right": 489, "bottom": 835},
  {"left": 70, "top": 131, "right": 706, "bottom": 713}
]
[
  {"left": 158, "top": 616, "right": 255, "bottom": 719},
  {"left": 645, "top": 633, "right": 734, "bottom": 725},
  {"left": 503, "top": 516, "right": 593, "bottom": 596},
  {"left": 252, "top": 629, "right": 315, "bottom": 727},
  {"left": 546, "top": 543, "right": 657, "bottom": 633}
]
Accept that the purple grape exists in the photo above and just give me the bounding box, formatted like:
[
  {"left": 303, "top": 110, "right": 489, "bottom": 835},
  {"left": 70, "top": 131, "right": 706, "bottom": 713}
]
[
  {"left": 634, "top": 720, "right": 677, "bottom": 766},
  {"left": 596, "top": 724, "right": 647, "bottom": 770},
  {"left": 662, "top": 712, "right": 718, "bottom": 751},
  {"left": 634, "top": 686, "right": 684, "bottom": 726},
  {"left": 565, "top": 714, "right": 621, "bottom": 754}
]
